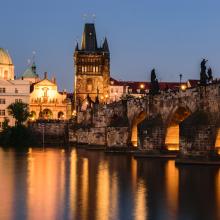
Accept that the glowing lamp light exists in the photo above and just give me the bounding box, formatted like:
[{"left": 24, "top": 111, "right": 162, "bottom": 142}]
[
  {"left": 181, "top": 84, "right": 186, "bottom": 91},
  {"left": 140, "top": 84, "right": 145, "bottom": 89},
  {"left": 105, "top": 94, "right": 108, "bottom": 98},
  {"left": 72, "top": 110, "right": 76, "bottom": 116}
]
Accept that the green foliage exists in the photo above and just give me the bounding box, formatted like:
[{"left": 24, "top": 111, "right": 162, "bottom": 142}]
[
  {"left": 7, "top": 102, "right": 30, "bottom": 125},
  {"left": 2, "top": 118, "right": 9, "bottom": 130},
  {"left": 0, "top": 125, "right": 33, "bottom": 147},
  {"left": 0, "top": 102, "right": 33, "bottom": 147}
]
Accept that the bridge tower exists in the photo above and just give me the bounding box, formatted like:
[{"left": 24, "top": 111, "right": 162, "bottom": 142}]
[{"left": 74, "top": 23, "right": 110, "bottom": 110}]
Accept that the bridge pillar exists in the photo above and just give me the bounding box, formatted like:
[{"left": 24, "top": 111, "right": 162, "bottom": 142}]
[
  {"left": 138, "top": 115, "right": 165, "bottom": 152},
  {"left": 178, "top": 111, "right": 220, "bottom": 162}
]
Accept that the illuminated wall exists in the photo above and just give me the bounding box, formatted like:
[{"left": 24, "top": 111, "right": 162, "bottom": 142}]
[
  {"left": 165, "top": 125, "right": 180, "bottom": 151},
  {"left": 215, "top": 129, "right": 220, "bottom": 155},
  {"left": 131, "top": 112, "right": 147, "bottom": 147},
  {"left": 29, "top": 78, "right": 70, "bottom": 120},
  {"left": 165, "top": 107, "right": 190, "bottom": 151}
]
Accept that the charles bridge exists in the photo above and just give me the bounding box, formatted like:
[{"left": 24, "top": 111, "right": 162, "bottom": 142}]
[{"left": 69, "top": 81, "right": 220, "bottom": 163}]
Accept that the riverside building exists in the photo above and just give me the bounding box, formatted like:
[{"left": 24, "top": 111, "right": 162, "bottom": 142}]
[{"left": 0, "top": 48, "right": 30, "bottom": 129}]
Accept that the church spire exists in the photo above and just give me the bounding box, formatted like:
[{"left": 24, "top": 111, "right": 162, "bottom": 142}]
[
  {"left": 81, "top": 23, "right": 98, "bottom": 51},
  {"left": 103, "top": 37, "right": 109, "bottom": 52},
  {"left": 75, "top": 42, "right": 79, "bottom": 51}
]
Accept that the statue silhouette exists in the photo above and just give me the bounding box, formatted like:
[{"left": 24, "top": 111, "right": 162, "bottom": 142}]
[
  {"left": 200, "top": 59, "right": 208, "bottom": 85},
  {"left": 150, "top": 69, "right": 160, "bottom": 95}
]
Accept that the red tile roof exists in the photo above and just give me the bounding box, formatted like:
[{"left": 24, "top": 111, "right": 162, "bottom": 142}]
[{"left": 110, "top": 77, "right": 182, "bottom": 93}]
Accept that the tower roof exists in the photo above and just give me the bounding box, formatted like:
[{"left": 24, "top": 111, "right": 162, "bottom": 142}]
[
  {"left": 81, "top": 23, "right": 98, "bottom": 51},
  {"left": 22, "top": 62, "right": 39, "bottom": 78},
  {"left": 0, "top": 48, "right": 13, "bottom": 65}
]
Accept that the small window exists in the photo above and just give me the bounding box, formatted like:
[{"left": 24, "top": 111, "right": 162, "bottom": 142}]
[
  {"left": 0, "top": 99, "right": 5, "bottom": 104},
  {"left": 15, "top": 88, "right": 18, "bottom": 93},
  {"left": 0, "top": 110, "right": 5, "bottom": 116},
  {"left": 15, "top": 99, "right": 22, "bottom": 103},
  {"left": 0, "top": 88, "right": 6, "bottom": 93}
]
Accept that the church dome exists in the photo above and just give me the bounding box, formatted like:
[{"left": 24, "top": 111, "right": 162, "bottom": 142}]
[{"left": 0, "top": 48, "right": 13, "bottom": 65}]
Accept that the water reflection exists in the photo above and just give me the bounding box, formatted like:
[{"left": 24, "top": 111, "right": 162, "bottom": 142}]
[
  {"left": 165, "top": 161, "right": 178, "bottom": 219},
  {"left": 0, "top": 149, "right": 15, "bottom": 220},
  {"left": 0, "top": 147, "right": 219, "bottom": 220}
]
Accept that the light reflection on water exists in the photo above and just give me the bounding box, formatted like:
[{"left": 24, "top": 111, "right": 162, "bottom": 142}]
[{"left": 0, "top": 147, "right": 219, "bottom": 220}]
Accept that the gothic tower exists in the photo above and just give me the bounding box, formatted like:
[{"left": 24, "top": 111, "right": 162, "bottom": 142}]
[{"left": 74, "top": 23, "right": 110, "bottom": 109}]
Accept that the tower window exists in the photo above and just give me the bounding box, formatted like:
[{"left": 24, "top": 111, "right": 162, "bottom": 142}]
[{"left": 87, "top": 79, "right": 93, "bottom": 92}]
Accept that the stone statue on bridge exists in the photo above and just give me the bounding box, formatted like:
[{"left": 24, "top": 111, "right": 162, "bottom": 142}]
[
  {"left": 150, "top": 69, "right": 160, "bottom": 95},
  {"left": 207, "top": 67, "right": 213, "bottom": 82},
  {"left": 200, "top": 59, "right": 208, "bottom": 85}
]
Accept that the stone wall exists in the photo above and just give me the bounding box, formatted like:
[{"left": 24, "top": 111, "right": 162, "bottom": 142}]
[
  {"left": 106, "top": 127, "right": 129, "bottom": 147},
  {"left": 29, "top": 121, "right": 69, "bottom": 145}
]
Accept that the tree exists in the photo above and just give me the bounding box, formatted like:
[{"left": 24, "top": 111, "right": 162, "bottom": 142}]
[{"left": 7, "top": 102, "right": 30, "bottom": 126}]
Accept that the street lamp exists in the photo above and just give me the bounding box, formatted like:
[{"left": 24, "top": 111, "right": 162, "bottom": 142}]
[{"left": 179, "top": 74, "right": 182, "bottom": 85}]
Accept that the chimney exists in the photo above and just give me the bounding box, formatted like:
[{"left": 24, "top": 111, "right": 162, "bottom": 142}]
[{"left": 44, "top": 72, "right": 48, "bottom": 79}]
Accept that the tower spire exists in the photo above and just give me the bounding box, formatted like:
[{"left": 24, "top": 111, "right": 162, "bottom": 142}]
[
  {"left": 81, "top": 23, "right": 97, "bottom": 51},
  {"left": 103, "top": 37, "right": 109, "bottom": 52}
]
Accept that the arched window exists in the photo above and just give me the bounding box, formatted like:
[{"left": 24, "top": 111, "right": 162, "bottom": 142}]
[
  {"left": 58, "top": 111, "right": 64, "bottom": 119},
  {"left": 4, "top": 71, "right": 8, "bottom": 80},
  {"left": 87, "top": 78, "right": 93, "bottom": 92}
]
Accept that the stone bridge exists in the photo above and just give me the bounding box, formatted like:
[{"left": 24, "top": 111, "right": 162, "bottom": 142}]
[{"left": 73, "top": 82, "right": 220, "bottom": 160}]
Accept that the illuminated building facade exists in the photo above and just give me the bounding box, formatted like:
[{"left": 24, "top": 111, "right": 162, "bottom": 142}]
[
  {"left": 0, "top": 48, "right": 14, "bottom": 80},
  {"left": 29, "top": 73, "right": 71, "bottom": 120},
  {"left": 0, "top": 48, "right": 30, "bottom": 129},
  {"left": 74, "top": 23, "right": 110, "bottom": 110}
]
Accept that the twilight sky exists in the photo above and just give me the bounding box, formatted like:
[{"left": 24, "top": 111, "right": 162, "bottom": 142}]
[{"left": 1, "top": 0, "right": 220, "bottom": 92}]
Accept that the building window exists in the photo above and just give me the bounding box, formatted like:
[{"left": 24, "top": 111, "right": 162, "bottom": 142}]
[
  {"left": 0, "top": 99, "right": 5, "bottom": 104},
  {"left": 87, "top": 78, "right": 93, "bottom": 92},
  {"left": 15, "top": 99, "right": 22, "bottom": 103},
  {"left": 0, "top": 88, "right": 6, "bottom": 93},
  {"left": 0, "top": 110, "right": 5, "bottom": 116},
  {"left": 4, "top": 71, "right": 8, "bottom": 80},
  {"left": 15, "top": 88, "right": 18, "bottom": 93}
]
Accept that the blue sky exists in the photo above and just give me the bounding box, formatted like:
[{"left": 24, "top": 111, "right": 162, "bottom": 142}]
[{"left": 1, "top": 0, "right": 220, "bottom": 91}]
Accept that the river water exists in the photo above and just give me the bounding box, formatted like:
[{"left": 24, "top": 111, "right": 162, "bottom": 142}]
[{"left": 0, "top": 147, "right": 219, "bottom": 220}]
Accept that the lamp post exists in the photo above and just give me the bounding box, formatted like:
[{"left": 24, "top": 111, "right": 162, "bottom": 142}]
[{"left": 179, "top": 74, "right": 182, "bottom": 87}]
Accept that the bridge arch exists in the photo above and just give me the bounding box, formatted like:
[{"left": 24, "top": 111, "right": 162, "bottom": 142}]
[
  {"left": 131, "top": 111, "right": 147, "bottom": 147},
  {"left": 165, "top": 106, "right": 191, "bottom": 151},
  {"left": 215, "top": 127, "right": 220, "bottom": 155}
]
